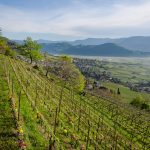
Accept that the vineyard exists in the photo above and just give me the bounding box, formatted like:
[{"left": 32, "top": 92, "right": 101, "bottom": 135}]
[{"left": 0, "top": 54, "right": 150, "bottom": 150}]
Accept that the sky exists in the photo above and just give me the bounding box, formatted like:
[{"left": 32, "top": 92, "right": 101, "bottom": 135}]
[{"left": 0, "top": 0, "right": 150, "bottom": 40}]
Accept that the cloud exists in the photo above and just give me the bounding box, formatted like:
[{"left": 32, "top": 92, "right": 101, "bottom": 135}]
[{"left": 0, "top": 0, "right": 150, "bottom": 38}]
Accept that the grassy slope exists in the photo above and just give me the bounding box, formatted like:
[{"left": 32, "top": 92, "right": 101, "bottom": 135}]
[
  {"left": 103, "top": 81, "right": 150, "bottom": 103},
  {"left": 0, "top": 56, "right": 18, "bottom": 149},
  {"left": 0, "top": 54, "right": 149, "bottom": 150}
]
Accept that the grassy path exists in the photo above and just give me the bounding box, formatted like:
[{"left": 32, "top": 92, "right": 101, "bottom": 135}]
[{"left": 0, "top": 56, "right": 18, "bottom": 149}]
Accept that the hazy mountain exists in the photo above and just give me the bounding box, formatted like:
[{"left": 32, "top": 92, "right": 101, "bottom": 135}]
[
  {"left": 70, "top": 38, "right": 113, "bottom": 46},
  {"left": 39, "top": 36, "right": 150, "bottom": 52},
  {"left": 115, "top": 36, "right": 150, "bottom": 52},
  {"left": 14, "top": 36, "right": 150, "bottom": 53},
  {"left": 13, "top": 40, "right": 24, "bottom": 44},
  {"left": 36, "top": 39, "right": 61, "bottom": 44},
  {"left": 41, "top": 42, "right": 72, "bottom": 54},
  {"left": 70, "top": 36, "right": 150, "bottom": 52},
  {"left": 41, "top": 42, "right": 150, "bottom": 57},
  {"left": 62, "top": 43, "right": 134, "bottom": 56}
]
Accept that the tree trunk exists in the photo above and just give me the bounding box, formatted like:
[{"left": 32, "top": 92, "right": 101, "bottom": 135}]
[{"left": 30, "top": 54, "right": 33, "bottom": 64}]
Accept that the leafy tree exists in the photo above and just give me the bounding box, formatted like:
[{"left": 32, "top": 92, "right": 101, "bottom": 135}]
[
  {"left": 58, "top": 55, "right": 85, "bottom": 92},
  {"left": 44, "top": 55, "right": 52, "bottom": 76},
  {"left": 21, "top": 37, "right": 43, "bottom": 64},
  {"left": 44, "top": 55, "right": 85, "bottom": 92}
]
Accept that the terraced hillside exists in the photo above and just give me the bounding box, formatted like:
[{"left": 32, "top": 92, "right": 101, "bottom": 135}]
[{"left": 0, "top": 54, "right": 149, "bottom": 150}]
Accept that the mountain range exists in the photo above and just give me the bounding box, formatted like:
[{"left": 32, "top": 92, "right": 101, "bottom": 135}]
[
  {"left": 70, "top": 36, "right": 150, "bottom": 52},
  {"left": 41, "top": 42, "right": 150, "bottom": 57},
  {"left": 14, "top": 36, "right": 150, "bottom": 56}
]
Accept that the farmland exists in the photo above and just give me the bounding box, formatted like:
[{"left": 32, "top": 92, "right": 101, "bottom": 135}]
[
  {"left": 0, "top": 54, "right": 149, "bottom": 150},
  {"left": 73, "top": 56, "right": 150, "bottom": 84}
]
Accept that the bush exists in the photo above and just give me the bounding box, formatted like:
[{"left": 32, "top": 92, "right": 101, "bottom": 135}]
[
  {"left": 130, "top": 96, "right": 142, "bottom": 108},
  {"left": 130, "top": 96, "right": 150, "bottom": 110},
  {"left": 0, "top": 38, "right": 16, "bottom": 57},
  {"left": 141, "top": 103, "right": 149, "bottom": 110},
  {"left": 5, "top": 48, "right": 16, "bottom": 57}
]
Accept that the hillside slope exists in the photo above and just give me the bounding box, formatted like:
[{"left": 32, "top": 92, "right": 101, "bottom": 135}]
[
  {"left": 0, "top": 54, "right": 149, "bottom": 149},
  {"left": 0, "top": 57, "right": 18, "bottom": 149}
]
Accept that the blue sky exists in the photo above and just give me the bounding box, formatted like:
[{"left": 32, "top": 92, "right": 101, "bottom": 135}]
[{"left": 0, "top": 0, "right": 150, "bottom": 40}]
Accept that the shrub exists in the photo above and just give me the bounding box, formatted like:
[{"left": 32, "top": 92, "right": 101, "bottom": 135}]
[
  {"left": 0, "top": 38, "right": 16, "bottom": 57},
  {"left": 130, "top": 96, "right": 143, "bottom": 108},
  {"left": 141, "top": 103, "right": 149, "bottom": 110},
  {"left": 130, "top": 95, "right": 150, "bottom": 110},
  {"left": 5, "top": 48, "right": 16, "bottom": 57}
]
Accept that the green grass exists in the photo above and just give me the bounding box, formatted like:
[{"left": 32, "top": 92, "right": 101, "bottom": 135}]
[
  {"left": 0, "top": 56, "right": 18, "bottom": 150},
  {"left": 102, "top": 81, "right": 150, "bottom": 104}
]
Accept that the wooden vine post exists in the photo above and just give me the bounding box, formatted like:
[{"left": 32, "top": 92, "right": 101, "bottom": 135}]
[
  {"left": 77, "top": 109, "right": 81, "bottom": 132},
  {"left": 78, "top": 95, "right": 82, "bottom": 132},
  {"left": 18, "top": 90, "right": 22, "bottom": 121},
  {"left": 86, "top": 120, "right": 91, "bottom": 150},
  {"left": 96, "top": 117, "right": 101, "bottom": 141},
  {"left": 54, "top": 107, "right": 58, "bottom": 135},
  {"left": 48, "top": 135, "right": 53, "bottom": 150},
  {"left": 11, "top": 78, "right": 14, "bottom": 98},
  {"left": 35, "top": 82, "right": 38, "bottom": 107},
  {"left": 58, "top": 83, "right": 65, "bottom": 115}
]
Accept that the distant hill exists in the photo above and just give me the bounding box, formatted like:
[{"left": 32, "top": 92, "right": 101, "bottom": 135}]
[
  {"left": 70, "top": 38, "right": 112, "bottom": 46},
  {"left": 13, "top": 40, "right": 24, "bottom": 44},
  {"left": 41, "top": 42, "right": 150, "bottom": 57},
  {"left": 115, "top": 36, "right": 150, "bottom": 52},
  {"left": 41, "top": 42, "right": 71, "bottom": 54},
  {"left": 62, "top": 43, "right": 133, "bottom": 56},
  {"left": 36, "top": 39, "right": 60, "bottom": 44},
  {"left": 70, "top": 36, "right": 150, "bottom": 52},
  {"left": 38, "top": 36, "right": 150, "bottom": 52}
]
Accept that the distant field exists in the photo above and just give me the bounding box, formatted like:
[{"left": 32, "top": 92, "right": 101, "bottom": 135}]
[
  {"left": 102, "top": 81, "right": 150, "bottom": 104},
  {"left": 73, "top": 56, "right": 150, "bottom": 84}
]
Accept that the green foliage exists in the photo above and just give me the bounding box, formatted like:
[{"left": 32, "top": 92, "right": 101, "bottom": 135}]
[
  {"left": 0, "top": 38, "right": 16, "bottom": 57},
  {"left": 130, "top": 95, "right": 149, "bottom": 110},
  {"left": 44, "top": 55, "right": 85, "bottom": 92},
  {"left": 130, "top": 96, "right": 143, "bottom": 107},
  {"left": 5, "top": 47, "right": 16, "bottom": 57},
  {"left": 141, "top": 103, "right": 149, "bottom": 110},
  {"left": 0, "top": 38, "right": 7, "bottom": 54},
  {"left": 59, "top": 55, "right": 73, "bottom": 63},
  {"left": 68, "top": 65, "right": 85, "bottom": 92},
  {"left": 20, "top": 37, "right": 43, "bottom": 63},
  {"left": 58, "top": 55, "right": 85, "bottom": 92}
]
